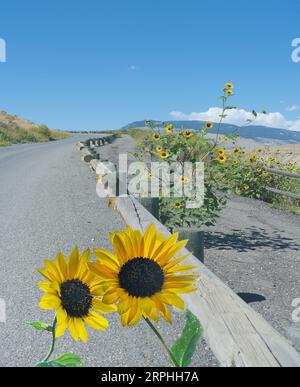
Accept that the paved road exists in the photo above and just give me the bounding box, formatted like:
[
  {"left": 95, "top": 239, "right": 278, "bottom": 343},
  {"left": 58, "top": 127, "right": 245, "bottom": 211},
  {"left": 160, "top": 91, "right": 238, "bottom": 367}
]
[
  {"left": 204, "top": 195, "right": 300, "bottom": 343},
  {"left": 0, "top": 137, "right": 214, "bottom": 367}
]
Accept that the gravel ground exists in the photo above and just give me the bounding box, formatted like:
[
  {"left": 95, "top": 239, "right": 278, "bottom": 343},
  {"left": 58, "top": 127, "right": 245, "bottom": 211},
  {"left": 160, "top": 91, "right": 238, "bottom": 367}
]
[
  {"left": 204, "top": 194, "right": 300, "bottom": 345},
  {"left": 0, "top": 136, "right": 217, "bottom": 367}
]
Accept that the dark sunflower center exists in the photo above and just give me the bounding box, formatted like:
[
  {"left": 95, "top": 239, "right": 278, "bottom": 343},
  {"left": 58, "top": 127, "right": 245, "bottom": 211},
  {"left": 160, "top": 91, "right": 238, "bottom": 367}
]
[
  {"left": 118, "top": 258, "right": 164, "bottom": 297},
  {"left": 60, "top": 279, "right": 92, "bottom": 318}
]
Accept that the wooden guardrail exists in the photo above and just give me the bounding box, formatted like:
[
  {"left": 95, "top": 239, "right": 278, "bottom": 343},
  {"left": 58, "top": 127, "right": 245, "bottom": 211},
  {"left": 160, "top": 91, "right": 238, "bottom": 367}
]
[
  {"left": 263, "top": 167, "right": 300, "bottom": 201},
  {"left": 76, "top": 134, "right": 118, "bottom": 163},
  {"left": 87, "top": 156, "right": 300, "bottom": 367}
]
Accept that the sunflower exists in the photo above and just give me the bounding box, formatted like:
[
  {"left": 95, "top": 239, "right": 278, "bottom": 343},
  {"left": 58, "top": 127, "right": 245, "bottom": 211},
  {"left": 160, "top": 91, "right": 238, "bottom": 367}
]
[
  {"left": 153, "top": 133, "right": 161, "bottom": 141},
  {"left": 88, "top": 225, "right": 198, "bottom": 326},
  {"left": 205, "top": 121, "right": 213, "bottom": 129},
  {"left": 225, "top": 82, "right": 234, "bottom": 89},
  {"left": 233, "top": 147, "right": 240, "bottom": 153},
  {"left": 217, "top": 148, "right": 225, "bottom": 156},
  {"left": 38, "top": 247, "right": 116, "bottom": 342},
  {"left": 174, "top": 202, "right": 183, "bottom": 209},
  {"left": 156, "top": 146, "right": 163, "bottom": 153},
  {"left": 224, "top": 89, "right": 234, "bottom": 96},
  {"left": 183, "top": 130, "right": 193, "bottom": 138},
  {"left": 217, "top": 154, "right": 227, "bottom": 164},
  {"left": 165, "top": 124, "right": 173, "bottom": 134},
  {"left": 244, "top": 184, "right": 250, "bottom": 191},
  {"left": 249, "top": 155, "right": 258, "bottom": 163},
  {"left": 159, "top": 150, "right": 170, "bottom": 159},
  {"left": 256, "top": 168, "right": 262, "bottom": 174},
  {"left": 179, "top": 176, "right": 190, "bottom": 183}
]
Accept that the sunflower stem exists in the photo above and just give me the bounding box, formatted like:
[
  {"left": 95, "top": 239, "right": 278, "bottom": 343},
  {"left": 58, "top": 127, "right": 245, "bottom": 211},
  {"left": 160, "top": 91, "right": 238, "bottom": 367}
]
[
  {"left": 42, "top": 317, "right": 57, "bottom": 363},
  {"left": 144, "top": 317, "right": 180, "bottom": 367}
]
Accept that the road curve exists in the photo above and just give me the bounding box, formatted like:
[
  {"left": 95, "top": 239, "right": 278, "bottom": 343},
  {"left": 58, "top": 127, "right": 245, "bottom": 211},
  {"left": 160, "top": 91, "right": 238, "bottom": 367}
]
[{"left": 0, "top": 137, "right": 211, "bottom": 367}]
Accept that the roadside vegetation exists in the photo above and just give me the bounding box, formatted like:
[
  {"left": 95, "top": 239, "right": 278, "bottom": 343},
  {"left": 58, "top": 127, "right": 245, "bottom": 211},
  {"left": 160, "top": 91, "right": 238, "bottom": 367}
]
[
  {"left": 120, "top": 90, "right": 299, "bottom": 218},
  {"left": 0, "top": 110, "right": 70, "bottom": 146}
]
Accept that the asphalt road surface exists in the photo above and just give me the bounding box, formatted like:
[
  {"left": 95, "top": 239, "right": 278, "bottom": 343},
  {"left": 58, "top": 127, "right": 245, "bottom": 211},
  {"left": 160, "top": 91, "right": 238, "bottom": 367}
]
[
  {"left": 0, "top": 137, "right": 214, "bottom": 367},
  {"left": 205, "top": 195, "right": 300, "bottom": 343}
]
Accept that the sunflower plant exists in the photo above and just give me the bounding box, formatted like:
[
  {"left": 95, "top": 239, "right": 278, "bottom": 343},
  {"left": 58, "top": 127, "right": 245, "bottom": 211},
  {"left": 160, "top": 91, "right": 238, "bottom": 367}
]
[
  {"left": 31, "top": 247, "right": 116, "bottom": 367},
  {"left": 213, "top": 144, "right": 300, "bottom": 211},
  {"left": 133, "top": 84, "right": 240, "bottom": 229},
  {"left": 88, "top": 225, "right": 201, "bottom": 367}
]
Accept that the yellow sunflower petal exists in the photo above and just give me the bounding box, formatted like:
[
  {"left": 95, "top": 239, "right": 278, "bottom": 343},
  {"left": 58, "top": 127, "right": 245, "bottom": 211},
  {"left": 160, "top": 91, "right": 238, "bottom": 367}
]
[
  {"left": 157, "top": 292, "right": 185, "bottom": 310},
  {"left": 50, "top": 281, "right": 61, "bottom": 295},
  {"left": 118, "top": 296, "right": 132, "bottom": 315},
  {"left": 143, "top": 225, "right": 157, "bottom": 258},
  {"left": 43, "top": 260, "right": 62, "bottom": 283},
  {"left": 94, "top": 249, "right": 120, "bottom": 271},
  {"left": 56, "top": 307, "right": 68, "bottom": 325},
  {"left": 74, "top": 318, "right": 88, "bottom": 343},
  {"left": 164, "top": 285, "right": 198, "bottom": 294},
  {"left": 88, "top": 263, "right": 118, "bottom": 279},
  {"left": 68, "top": 317, "right": 79, "bottom": 341},
  {"left": 156, "top": 240, "right": 188, "bottom": 266},
  {"left": 152, "top": 296, "right": 172, "bottom": 323},
  {"left": 38, "top": 268, "right": 56, "bottom": 282},
  {"left": 120, "top": 310, "right": 130, "bottom": 326},
  {"left": 118, "top": 231, "right": 135, "bottom": 260},
  {"left": 102, "top": 289, "right": 120, "bottom": 305},
  {"left": 55, "top": 318, "right": 68, "bottom": 338},
  {"left": 163, "top": 254, "right": 191, "bottom": 270},
  {"left": 38, "top": 281, "right": 53, "bottom": 293},
  {"left": 90, "top": 283, "right": 107, "bottom": 296},
  {"left": 127, "top": 298, "right": 142, "bottom": 326},
  {"left": 84, "top": 311, "right": 109, "bottom": 330},
  {"left": 112, "top": 233, "right": 128, "bottom": 262},
  {"left": 133, "top": 230, "right": 143, "bottom": 257},
  {"left": 76, "top": 249, "right": 91, "bottom": 280},
  {"left": 151, "top": 233, "right": 179, "bottom": 260},
  {"left": 147, "top": 306, "right": 159, "bottom": 322},
  {"left": 140, "top": 297, "right": 155, "bottom": 315},
  {"left": 92, "top": 298, "right": 117, "bottom": 314},
  {"left": 68, "top": 247, "right": 80, "bottom": 279},
  {"left": 39, "top": 293, "right": 61, "bottom": 310},
  {"left": 55, "top": 252, "right": 68, "bottom": 281},
  {"left": 165, "top": 274, "right": 199, "bottom": 282}
]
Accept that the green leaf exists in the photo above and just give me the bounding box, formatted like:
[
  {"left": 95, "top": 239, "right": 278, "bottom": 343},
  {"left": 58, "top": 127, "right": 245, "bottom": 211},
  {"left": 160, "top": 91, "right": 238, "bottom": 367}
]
[
  {"left": 171, "top": 310, "right": 203, "bottom": 367},
  {"left": 35, "top": 354, "right": 84, "bottom": 368},
  {"left": 29, "top": 321, "right": 53, "bottom": 332},
  {"left": 35, "top": 362, "right": 61, "bottom": 368},
  {"left": 52, "top": 354, "right": 84, "bottom": 367}
]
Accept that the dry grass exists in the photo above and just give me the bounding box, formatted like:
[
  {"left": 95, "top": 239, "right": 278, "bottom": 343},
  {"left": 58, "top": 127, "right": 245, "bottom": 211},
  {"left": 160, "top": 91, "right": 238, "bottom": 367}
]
[
  {"left": 268, "top": 144, "right": 300, "bottom": 165},
  {"left": 0, "top": 110, "right": 71, "bottom": 146}
]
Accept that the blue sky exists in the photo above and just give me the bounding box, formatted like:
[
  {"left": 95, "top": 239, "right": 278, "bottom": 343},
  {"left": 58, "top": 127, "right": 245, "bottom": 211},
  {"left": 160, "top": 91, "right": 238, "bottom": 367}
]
[{"left": 0, "top": 0, "right": 300, "bottom": 131}]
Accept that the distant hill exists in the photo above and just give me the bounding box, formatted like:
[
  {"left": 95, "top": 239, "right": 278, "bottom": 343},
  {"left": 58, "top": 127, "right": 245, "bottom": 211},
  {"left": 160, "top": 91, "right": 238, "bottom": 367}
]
[
  {"left": 0, "top": 110, "right": 70, "bottom": 146},
  {"left": 122, "top": 120, "right": 300, "bottom": 144}
]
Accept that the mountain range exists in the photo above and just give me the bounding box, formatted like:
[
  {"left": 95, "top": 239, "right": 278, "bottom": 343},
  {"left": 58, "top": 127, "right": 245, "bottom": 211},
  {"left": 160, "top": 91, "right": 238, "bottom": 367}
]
[{"left": 122, "top": 120, "right": 300, "bottom": 144}]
